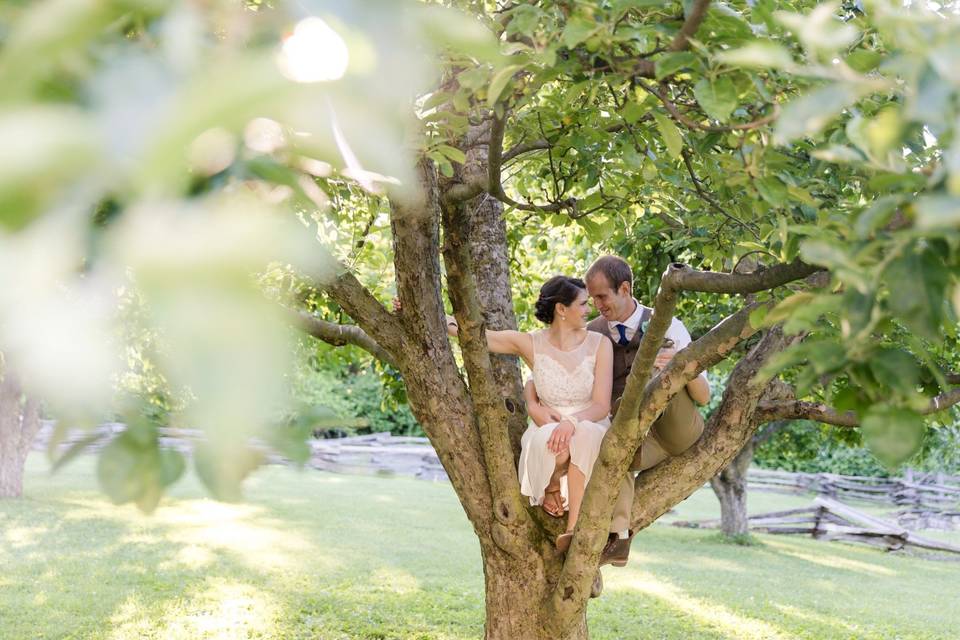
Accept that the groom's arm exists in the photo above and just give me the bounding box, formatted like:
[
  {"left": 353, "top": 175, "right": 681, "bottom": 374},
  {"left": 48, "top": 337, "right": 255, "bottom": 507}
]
[
  {"left": 686, "top": 375, "right": 710, "bottom": 405},
  {"left": 523, "top": 379, "right": 561, "bottom": 426}
]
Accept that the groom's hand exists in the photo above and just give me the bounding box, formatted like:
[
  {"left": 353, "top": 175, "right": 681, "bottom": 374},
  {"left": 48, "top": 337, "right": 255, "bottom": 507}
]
[
  {"left": 529, "top": 403, "right": 562, "bottom": 427},
  {"left": 654, "top": 347, "right": 676, "bottom": 370}
]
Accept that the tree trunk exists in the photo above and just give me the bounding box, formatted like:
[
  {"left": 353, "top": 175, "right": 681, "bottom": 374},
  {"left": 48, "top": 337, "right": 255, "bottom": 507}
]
[
  {"left": 481, "top": 547, "right": 588, "bottom": 640},
  {"left": 0, "top": 449, "right": 26, "bottom": 498},
  {"left": 0, "top": 368, "right": 42, "bottom": 499},
  {"left": 710, "top": 438, "right": 754, "bottom": 537}
]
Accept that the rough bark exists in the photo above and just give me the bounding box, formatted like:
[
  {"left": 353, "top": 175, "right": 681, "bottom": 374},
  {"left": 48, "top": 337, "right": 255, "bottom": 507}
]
[
  {"left": 710, "top": 438, "right": 753, "bottom": 537},
  {"left": 630, "top": 327, "right": 798, "bottom": 531},
  {"left": 481, "top": 545, "right": 588, "bottom": 640},
  {"left": 0, "top": 369, "right": 42, "bottom": 499}
]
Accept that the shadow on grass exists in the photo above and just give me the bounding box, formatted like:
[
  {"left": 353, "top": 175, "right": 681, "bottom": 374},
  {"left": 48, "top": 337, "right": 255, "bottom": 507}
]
[{"left": 1, "top": 462, "right": 484, "bottom": 640}]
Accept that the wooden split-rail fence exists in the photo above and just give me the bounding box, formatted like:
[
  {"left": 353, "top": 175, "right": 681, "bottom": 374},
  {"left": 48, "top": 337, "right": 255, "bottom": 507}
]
[
  {"left": 33, "top": 423, "right": 448, "bottom": 482},
  {"left": 675, "top": 496, "right": 960, "bottom": 556},
  {"left": 747, "top": 468, "right": 960, "bottom": 515}
]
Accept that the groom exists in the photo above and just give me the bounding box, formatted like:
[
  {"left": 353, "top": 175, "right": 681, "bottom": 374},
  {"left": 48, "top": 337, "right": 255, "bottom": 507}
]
[{"left": 525, "top": 255, "right": 710, "bottom": 567}]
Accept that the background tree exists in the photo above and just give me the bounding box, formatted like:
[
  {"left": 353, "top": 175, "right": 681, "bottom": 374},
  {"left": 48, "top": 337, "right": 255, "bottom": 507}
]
[
  {"left": 4, "top": 1, "right": 960, "bottom": 639},
  {"left": 0, "top": 362, "right": 41, "bottom": 499}
]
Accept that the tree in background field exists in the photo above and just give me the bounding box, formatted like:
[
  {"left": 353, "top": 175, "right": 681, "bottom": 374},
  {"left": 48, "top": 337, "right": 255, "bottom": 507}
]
[
  {"left": 0, "top": 363, "right": 41, "bottom": 498},
  {"left": 4, "top": 1, "right": 960, "bottom": 638}
]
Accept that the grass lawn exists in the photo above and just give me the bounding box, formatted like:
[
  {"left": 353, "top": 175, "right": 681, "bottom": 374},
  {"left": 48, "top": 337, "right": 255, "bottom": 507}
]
[{"left": 2, "top": 455, "right": 959, "bottom": 640}]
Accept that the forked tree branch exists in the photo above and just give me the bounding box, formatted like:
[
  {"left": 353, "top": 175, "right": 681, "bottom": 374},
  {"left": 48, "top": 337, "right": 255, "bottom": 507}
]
[{"left": 291, "top": 309, "right": 397, "bottom": 368}]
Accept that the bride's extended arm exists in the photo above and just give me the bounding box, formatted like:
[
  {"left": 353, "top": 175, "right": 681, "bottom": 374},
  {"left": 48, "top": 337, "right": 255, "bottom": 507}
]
[
  {"left": 446, "top": 316, "right": 534, "bottom": 366},
  {"left": 570, "top": 338, "right": 613, "bottom": 423}
]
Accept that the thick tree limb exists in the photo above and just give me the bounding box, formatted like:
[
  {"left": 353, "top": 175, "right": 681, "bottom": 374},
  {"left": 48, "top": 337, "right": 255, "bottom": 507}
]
[
  {"left": 755, "top": 387, "right": 960, "bottom": 427},
  {"left": 316, "top": 264, "right": 405, "bottom": 360},
  {"left": 669, "top": 259, "right": 823, "bottom": 294},
  {"left": 441, "top": 155, "right": 534, "bottom": 554},
  {"left": 292, "top": 309, "right": 396, "bottom": 368},
  {"left": 630, "top": 326, "right": 797, "bottom": 531},
  {"left": 386, "top": 159, "right": 497, "bottom": 539}
]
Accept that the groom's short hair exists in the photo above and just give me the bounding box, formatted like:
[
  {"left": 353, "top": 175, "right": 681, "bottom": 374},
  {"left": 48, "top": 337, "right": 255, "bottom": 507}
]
[{"left": 586, "top": 255, "right": 633, "bottom": 292}]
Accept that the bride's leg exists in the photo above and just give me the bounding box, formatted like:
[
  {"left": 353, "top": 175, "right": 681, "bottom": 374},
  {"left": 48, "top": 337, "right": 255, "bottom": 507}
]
[
  {"left": 565, "top": 462, "right": 585, "bottom": 532},
  {"left": 543, "top": 449, "right": 570, "bottom": 514}
]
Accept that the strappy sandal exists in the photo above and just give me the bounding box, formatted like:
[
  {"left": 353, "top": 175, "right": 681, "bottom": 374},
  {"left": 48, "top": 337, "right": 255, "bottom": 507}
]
[{"left": 542, "top": 487, "right": 565, "bottom": 518}]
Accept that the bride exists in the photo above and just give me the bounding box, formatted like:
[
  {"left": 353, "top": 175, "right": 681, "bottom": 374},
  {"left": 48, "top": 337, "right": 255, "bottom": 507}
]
[{"left": 447, "top": 275, "right": 613, "bottom": 552}]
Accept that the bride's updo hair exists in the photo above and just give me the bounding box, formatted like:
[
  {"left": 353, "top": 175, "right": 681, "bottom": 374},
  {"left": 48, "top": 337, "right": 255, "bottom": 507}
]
[{"left": 534, "top": 275, "right": 586, "bottom": 324}]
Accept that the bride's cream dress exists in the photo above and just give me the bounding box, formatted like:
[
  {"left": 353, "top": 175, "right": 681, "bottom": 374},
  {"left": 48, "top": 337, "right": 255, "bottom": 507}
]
[{"left": 518, "top": 330, "right": 611, "bottom": 507}]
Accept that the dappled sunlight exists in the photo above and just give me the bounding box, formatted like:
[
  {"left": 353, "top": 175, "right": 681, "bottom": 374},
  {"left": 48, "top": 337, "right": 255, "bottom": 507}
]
[
  {"left": 686, "top": 555, "right": 747, "bottom": 573},
  {"left": 109, "top": 579, "right": 281, "bottom": 640},
  {"left": 4, "top": 525, "right": 48, "bottom": 549},
  {"left": 621, "top": 571, "right": 792, "bottom": 640},
  {"left": 773, "top": 603, "right": 864, "bottom": 634},
  {"left": 168, "top": 544, "right": 217, "bottom": 571},
  {"left": 154, "top": 499, "right": 332, "bottom": 574},
  {"left": 763, "top": 539, "right": 897, "bottom": 577},
  {"left": 368, "top": 567, "right": 422, "bottom": 595}
]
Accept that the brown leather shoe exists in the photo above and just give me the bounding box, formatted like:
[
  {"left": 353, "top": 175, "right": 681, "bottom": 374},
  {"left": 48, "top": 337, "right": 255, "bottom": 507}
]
[
  {"left": 599, "top": 531, "right": 634, "bottom": 567},
  {"left": 589, "top": 570, "right": 603, "bottom": 598}
]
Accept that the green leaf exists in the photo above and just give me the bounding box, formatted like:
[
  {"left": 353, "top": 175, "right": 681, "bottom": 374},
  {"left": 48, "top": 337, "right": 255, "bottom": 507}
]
[
  {"left": 51, "top": 430, "right": 108, "bottom": 473},
  {"left": 763, "top": 292, "right": 815, "bottom": 326},
  {"left": 884, "top": 246, "right": 949, "bottom": 342},
  {"left": 914, "top": 196, "right": 960, "bottom": 230},
  {"left": 457, "top": 66, "right": 488, "bottom": 90},
  {"left": 749, "top": 305, "right": 768, "bottom": 329},
  {"left": 653, "top": 112, "right": 683, "bottom": 159},
  {"left": 861, "top": 406, "right": 925, "bottom": 468},
  {"left": 562, "top": 17, "right": 597, "bottom": 49},
  {"left": 755, "top": 176, "right": 788, "bottom": 207},
  {"left": 621, "top": 101, "right": 648, "bottom": 124},
  {"left": 96, "top": 433, "right": 165, "bottom": 513},
  {"left": 845, "top": 49, "right": 882, "bottom": 73},
  {"left": 655, "top": 52, "right": 697, "bottom": 80},
  {"left": 435, "top": 144, "right": 466, "bottom": 165},
  {"left": 194, "top": 442, "right": 265, "bottom": 502},
  {"left": 693, "top": 77, "right": 737, "bottom": 122},
  {"left": 869, "top": 348, "right": 921, "bottom": 398},
  {"left": 716, "top": 42, "right": 793, "bottom": 70},
  {"left": 487, "top": 64, "right": 523, "bottom": 107},
  {"left": 854, "top": 196, "right": 902, "bottom": 240},
  {"left": 774, "top": 3, "right": 858, "bottom": 56},
  {"left": 774, "top": 83, "right": 866, "bottom": 144},
  {"left": 158, "top": 449, "right": 187, "bottom": 487}
]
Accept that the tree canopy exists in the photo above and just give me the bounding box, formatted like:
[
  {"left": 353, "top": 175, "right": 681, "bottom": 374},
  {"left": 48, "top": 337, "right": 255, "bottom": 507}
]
[{"left": 4, "top": 1, "right": 960, "bottom": 636}]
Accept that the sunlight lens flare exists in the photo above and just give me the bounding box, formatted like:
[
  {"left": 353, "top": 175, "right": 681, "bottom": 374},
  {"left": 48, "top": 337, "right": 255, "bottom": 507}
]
[{"left": 278, "top": 17, "right": 349, "bottom": 83}]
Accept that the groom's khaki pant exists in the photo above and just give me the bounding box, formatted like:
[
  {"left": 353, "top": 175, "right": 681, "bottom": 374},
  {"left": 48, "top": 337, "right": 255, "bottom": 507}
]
[{"left": 610, "top": 388, "right": 704, "bottom": 533}]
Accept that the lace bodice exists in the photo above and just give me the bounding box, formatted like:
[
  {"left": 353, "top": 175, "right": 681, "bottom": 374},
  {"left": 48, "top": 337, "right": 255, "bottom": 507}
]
[{"left": 532, "top": 330, "right": 603, "bottom": 414}]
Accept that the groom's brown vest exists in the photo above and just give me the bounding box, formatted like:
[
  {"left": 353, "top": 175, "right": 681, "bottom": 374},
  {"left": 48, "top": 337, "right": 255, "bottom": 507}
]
[{"left": 586, "top": 313, "right": 648, "bottom": 405}]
